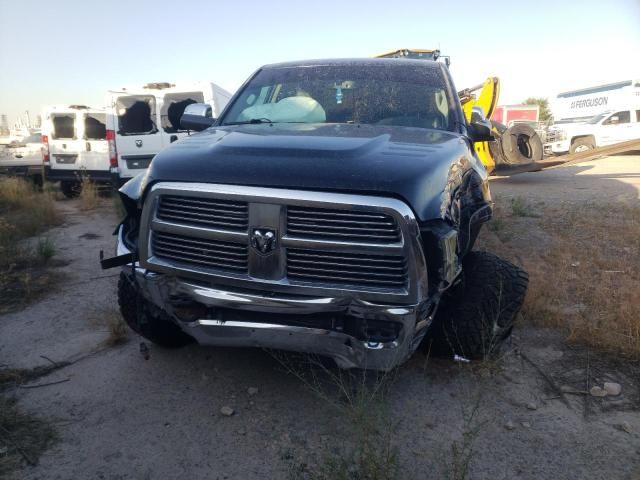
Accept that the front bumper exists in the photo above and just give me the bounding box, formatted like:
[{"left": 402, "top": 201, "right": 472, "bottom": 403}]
[
  {"left": 543, "top": 139, "right": 570, "bottom": 155},
  {"left": 117, "top": 229, "right": 434, "bottom": 370},
  {"left": 44, "top": 166, "right": 117, "bottom": 183}
]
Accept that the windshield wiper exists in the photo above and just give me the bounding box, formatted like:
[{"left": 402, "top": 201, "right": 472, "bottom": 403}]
[{"left": 224, "top": 118, "right": 273, "bottom": 126}]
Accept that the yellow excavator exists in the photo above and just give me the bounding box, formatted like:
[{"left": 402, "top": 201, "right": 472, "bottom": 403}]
[{"left": 375, "top": 49, "right": 543, "bottom": 175}]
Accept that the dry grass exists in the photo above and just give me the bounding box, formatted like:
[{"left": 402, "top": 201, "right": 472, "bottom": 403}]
[
  {"left": 91, "top": 308, "right": 129, "bottom": 346},
  {"left": 0, "top": 178, "right": 65, "bottom": 312},
  {"left": 0, "top": 396, "right": 57, "bottom": 474},
  {"left": 79, "top": 176, "right": 99, "bottom": 211},
  {"left": 480, "top": 198, "right": 640, "bottom": 358},
  {"left": 0, "top": 363, "right": 65, "bottom": 474},
  {"left": 525, "top": 203, "right": 640, "bottom": 355},
  {"left": 279, "top": 356, "right": 400, "bottom": 480},
  {"left": 510, "top": 196, "right": 539, "bottom": 217},
  {"left": 447, "top": 388, "right": 488, "bottom": 480},
  {"left": 0, "top": 178, "right": 62, "bottom": 241}
]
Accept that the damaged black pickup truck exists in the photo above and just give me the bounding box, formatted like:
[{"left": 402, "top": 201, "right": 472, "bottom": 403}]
[{"left": 103, "top": 58, "right": 528, "bottom": 370}]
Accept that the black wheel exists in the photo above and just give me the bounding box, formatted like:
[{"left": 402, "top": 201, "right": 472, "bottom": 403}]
[
  {"left": 500, "top": 124, "right": 543, "bottom": 165},
  {"left": 60, "top": 180, "right": 81, "bottom": 198},
  {"left": 427, "top": 251, "right": 529, "bottom": 359},
  {"left": 117, "top": 272, "right": 194, "bottom": 348},
  {"left": 570, "top": 137, "right": 595, "bottom": 154},
  {"left": 488, "top": 134, "right": 507, "bottom": 166},
  {"left": 31, "top": 174, "right": 43, "bottom": 189}
]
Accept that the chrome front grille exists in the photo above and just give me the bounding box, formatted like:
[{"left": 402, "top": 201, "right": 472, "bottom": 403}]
[
  {"left": 545, "top": 130, "right": 562, "bottom": 143},
  {"left": 152, "top": 231, "right": 248, "bottom": 273},
  {"left": 287, "top": 206, "right": 400, "bottom": 242},
  {"left": 287, "top": 249, "right": 408, "bottom": 289},
  {"left": 140, "top": 183, "right": 427, "bottom": 303},
  {"left": 157, "top": 195, "right": 248, "bottom": 231}
]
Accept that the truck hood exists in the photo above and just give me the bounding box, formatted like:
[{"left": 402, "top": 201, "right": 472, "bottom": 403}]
[
  {"left": 549, "top": 122, "right": 590, "bottom": 133},
  {"left": 145, "top": 123, "right": 477, "bottom": 221}
]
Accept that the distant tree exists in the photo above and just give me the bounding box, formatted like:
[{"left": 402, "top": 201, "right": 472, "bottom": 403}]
[{"left": 523, "top": 97, "right": 552, "bottom": 122}]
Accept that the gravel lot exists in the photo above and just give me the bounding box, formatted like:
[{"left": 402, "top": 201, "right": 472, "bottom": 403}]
[{"left": 1, "top": 155, "right": 639, "bottom": 480}]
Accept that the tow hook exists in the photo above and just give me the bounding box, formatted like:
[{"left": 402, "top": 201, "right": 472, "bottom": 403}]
[{"left": 99, "top": 250, "right": 136, "bottom": 269}]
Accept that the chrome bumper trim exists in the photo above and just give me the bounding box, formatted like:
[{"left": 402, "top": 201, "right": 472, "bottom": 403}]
[{"left": 121, "top": 257, "right": 432, "bottom": 370}]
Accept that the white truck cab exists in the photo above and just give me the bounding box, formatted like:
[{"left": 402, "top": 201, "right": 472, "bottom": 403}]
[
  {"left": 42, "top": 105, "right": 110, "bottom": 197},
  {"left": 545, "top": 109, "right": 640, "bottom": 155},
  {"left": 105, "top": 82, "right": 232, "bottom": 184}
]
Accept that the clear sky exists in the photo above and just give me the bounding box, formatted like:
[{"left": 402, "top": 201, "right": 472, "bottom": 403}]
[{"left": 1, "top": 0, "right": 639, "bottom": 124}]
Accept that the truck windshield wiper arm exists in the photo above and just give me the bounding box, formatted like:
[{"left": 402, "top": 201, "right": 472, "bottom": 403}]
[{"left": 224, "top": 118, "right": 273, "bottom": 126}]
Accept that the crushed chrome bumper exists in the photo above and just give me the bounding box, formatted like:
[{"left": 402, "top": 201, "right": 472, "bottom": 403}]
[
  {"left": 132, "top": 267, "right": 432, "bottom": 370},
  {"left": 117, "top": 230, "right": 433, "bottom": 370}
]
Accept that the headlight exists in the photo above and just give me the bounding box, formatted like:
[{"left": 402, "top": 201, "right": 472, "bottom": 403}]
[{"left": 558, "top": 130, "right": 567, "bottom": 140}]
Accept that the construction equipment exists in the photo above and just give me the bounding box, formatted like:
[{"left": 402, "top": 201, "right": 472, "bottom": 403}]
[{"left": 375, "top": 49, "right": 544, "bottom": 175}]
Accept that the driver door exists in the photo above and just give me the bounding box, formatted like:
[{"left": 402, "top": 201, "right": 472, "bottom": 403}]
[{"left": 600, "top": 110, "right": 631, "bottom": 145}]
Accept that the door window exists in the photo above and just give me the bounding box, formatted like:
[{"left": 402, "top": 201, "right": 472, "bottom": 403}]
[
  {"left": 603, "top": 111, "right": 630, "bottom": 125},
  {"left": 636, "top": 110, "right": 640, "bottom": 122},
  {"left": 161, "top": 92, "right": 205, "bottom": 133},
  {"left": 84, "top": 113, "right": 106, "bottom": 139},
  {"left": 51, "top": 114, "right": 76, "bottom": 139},
  {"left": 117, "top": 96, "right": 157, "bottom": 135}
]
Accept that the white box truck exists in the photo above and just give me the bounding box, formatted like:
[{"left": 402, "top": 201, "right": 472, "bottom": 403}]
[
  {"left": 545, "top": 79, "right": 640, "bottom": 154},
  {"left": 42, "top": 105, "right": 110, "bottom": 197},
  {"left": 105, "top": 82, "right": 232, "bottom": 184}
]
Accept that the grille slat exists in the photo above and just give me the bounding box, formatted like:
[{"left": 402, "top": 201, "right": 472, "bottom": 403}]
[
  {"left": 288, "top": 208, "right": 390, "bottom": 220},
  {"left": 283, "top": 250, "right": 405, "bottom": 265},
  {"left": 157, "top": 195, "right": 248, "bottom": 231},
  {"left": 288, "top": 222, "right": 398, "bottom": 233},
  {"left": 162, "top": 196, "right": 248, "bottom": 211},
  {"left": 157, "top": 212, "right": 248, "bottom": 230},
  {"left": 288, "top": 216, "right": 396, "bottom": 227},
  {"left": 287, "top": 248, "right": 407, "bottom": 289},
  {"left": 287, "top": 206, "right": 400, "bottom": 242},
  {"left": 153, "top": 250, "right": 247, "bottom": 271},
  {"left": 152, "top": 232, "right": 247, "bottom": 251},
  {"left": 154, "top": 239, "right": 248, "bottom": 259},
  {"left": 160, "top": 204, "right": 248, "bottom": 218},
  {"left": 152, "top": 231, "right": 248, "bottom": 273},
  {"left": 288, "top": 265, "right": 406, "bottom": 280},
  {"left": 288, "top": 258, "right": 405, "bottom": 274},
  {"left": 154, "top": 247, "right": 246, "bottom": 267}
]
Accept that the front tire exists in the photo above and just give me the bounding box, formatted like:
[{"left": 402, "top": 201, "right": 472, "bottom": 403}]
[
  {"left": 428, "top": 251, "right": 529, "bottom": 359},
  {"left": 117, "top": 272, "right": 193, "bottom": 348},
  {"left": 570, "top": 137, "right": 595, "bottom": 153}
]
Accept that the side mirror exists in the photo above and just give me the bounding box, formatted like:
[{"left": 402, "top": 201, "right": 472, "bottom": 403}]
[
  {"left": 608, "top": 115, "right": 619, "bottom": 124},
  {"left": 468, "top": 107, "right": 494, "bottom": 142},
  {"left": 180, "top": 103, "right": 215, "bottom": 132}
]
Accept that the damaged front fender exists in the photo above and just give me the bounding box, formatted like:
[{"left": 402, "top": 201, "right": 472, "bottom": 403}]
[
  {"left": 119, "top": 170, "right": 150, "bottom": 208},
  {"left": 101, "top": 172, "right": 149, "bottom": 269}
]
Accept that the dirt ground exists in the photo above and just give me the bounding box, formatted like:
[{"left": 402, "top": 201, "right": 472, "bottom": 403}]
[{"left": 1, "top": 155, "right": 639, "bottom": 480}]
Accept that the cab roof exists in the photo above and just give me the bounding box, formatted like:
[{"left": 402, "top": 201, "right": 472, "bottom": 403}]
[{"left": 261, "top": 57, "right": 443, "bottom": 71}]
